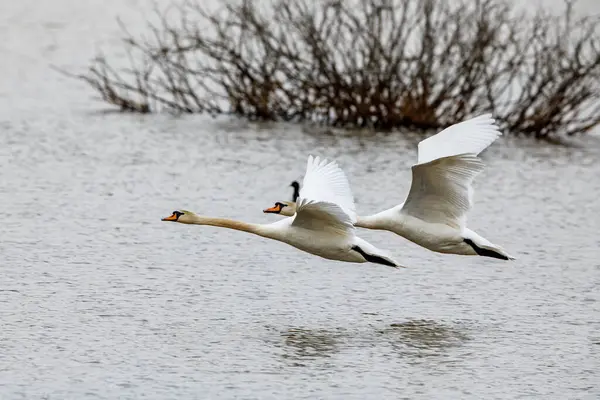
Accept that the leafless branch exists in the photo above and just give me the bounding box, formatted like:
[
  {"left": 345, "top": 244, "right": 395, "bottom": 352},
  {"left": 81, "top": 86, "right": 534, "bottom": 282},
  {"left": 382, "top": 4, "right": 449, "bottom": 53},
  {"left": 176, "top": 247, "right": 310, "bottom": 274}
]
[{"left": 70, "top": 0, "right": 600, "bottom": 138}]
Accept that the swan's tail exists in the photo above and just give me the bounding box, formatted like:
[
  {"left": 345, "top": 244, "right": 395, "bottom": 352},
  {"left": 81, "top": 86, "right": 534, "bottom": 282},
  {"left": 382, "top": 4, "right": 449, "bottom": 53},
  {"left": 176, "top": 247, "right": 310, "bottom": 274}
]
[{"left": 463, "top": 229, "right": 515, "bottom": 261}]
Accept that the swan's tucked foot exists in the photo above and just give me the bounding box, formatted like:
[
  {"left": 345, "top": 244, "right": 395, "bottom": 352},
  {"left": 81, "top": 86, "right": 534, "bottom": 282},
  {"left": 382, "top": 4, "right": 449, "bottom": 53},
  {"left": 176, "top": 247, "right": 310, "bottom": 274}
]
[
  {"left": 463, "top": 239, "right": 515, "bottom": 261},
  {"left": 388, "top": 264, "right": 407, "bottom": 269},
  {"left": 351, "top": 245, "right": 405, "bottom": 268}
]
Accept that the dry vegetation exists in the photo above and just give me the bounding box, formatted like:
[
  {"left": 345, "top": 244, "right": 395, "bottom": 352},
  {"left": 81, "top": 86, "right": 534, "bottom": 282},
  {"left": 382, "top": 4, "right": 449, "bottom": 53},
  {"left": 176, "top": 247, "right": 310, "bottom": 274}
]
[{"left": 72, "top": 0, "right": 600, "bottom": 138}]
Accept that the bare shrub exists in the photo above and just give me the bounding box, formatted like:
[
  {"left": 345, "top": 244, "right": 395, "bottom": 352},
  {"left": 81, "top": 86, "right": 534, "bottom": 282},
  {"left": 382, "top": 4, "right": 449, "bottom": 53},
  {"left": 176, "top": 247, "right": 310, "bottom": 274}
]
[{"left": 70, "top": 0, "right": 600, "bottom": 138}]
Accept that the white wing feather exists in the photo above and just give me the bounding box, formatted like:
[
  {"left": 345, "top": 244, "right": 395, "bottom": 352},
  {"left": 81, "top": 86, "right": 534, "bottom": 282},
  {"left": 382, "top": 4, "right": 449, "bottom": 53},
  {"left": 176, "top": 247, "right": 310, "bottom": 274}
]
[
  {"left": 292, "top": 155, "right": 357, "bottom": 234},
  {"left": 400, "top": 154, "right": 485, "bottom": 229},
  {"left": 298, "top": 155, "right": 356, "bottom": 222},
  {"left": 417, "top": 114, "right": 502, "bottom": 164}
]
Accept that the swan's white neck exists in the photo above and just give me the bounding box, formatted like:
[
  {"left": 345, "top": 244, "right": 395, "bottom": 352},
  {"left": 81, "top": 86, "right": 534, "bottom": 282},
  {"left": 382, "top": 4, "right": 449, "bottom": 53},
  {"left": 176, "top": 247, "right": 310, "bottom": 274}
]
[
  {"left": 184, "top": 214, "right": 280, "bottom": 239},
  {"left": 355, "top": 215, "right": 383, "bottom": 229},
  {"left": 355, "top": 207, "right": 405, "bottom": 230},
  {"left": 356, "top": 213, "right": 398, "bottom": 230}
]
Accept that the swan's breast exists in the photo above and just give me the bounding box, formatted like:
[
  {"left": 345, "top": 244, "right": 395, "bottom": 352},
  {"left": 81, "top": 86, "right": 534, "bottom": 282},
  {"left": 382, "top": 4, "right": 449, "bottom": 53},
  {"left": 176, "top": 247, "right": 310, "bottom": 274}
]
[
  {"left": 282, "top": 227, "right": 358, "bottom": 261},
  {"left": 391, "top": 214, "right": 462, "bottom": 252}
]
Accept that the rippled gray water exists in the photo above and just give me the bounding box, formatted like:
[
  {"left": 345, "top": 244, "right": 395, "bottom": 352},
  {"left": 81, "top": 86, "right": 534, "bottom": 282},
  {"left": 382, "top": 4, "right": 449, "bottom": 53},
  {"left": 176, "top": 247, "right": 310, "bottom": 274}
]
[{"left": 1, "top": 1, "right": 600, "bottom": 399}]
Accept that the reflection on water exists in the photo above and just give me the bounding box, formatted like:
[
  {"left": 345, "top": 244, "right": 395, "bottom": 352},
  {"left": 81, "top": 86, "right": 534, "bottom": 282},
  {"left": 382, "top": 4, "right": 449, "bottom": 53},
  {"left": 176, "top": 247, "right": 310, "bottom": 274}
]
[
  {"left": 277, "top": 320, "right": 470, "bottom": 368},
  {"left": 379, "top": 319, "right": 471, "bottom": 366},
  {"left": 279, "top": 328, "right": 344, "bottom": 366},
  {"left": 381, "top": 319, "right": 470, "bottom": 351}
]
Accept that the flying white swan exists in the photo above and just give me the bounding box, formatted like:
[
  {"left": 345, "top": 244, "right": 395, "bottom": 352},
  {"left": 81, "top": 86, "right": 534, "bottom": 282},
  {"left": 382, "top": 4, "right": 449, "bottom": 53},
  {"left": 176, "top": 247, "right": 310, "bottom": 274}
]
[
  {"left": 163, "top": 155, "right": 403, "bottom": 268},
  {"left": 263, "top": 114, "right": 514, "bottom": 260}
]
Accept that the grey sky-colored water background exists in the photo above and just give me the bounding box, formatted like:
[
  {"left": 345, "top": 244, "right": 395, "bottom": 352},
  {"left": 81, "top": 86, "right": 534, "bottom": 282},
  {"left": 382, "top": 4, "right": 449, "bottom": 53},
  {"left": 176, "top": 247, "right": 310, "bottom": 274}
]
[{"left": 1, "top": 1, "right": 599, "bottom": 399}]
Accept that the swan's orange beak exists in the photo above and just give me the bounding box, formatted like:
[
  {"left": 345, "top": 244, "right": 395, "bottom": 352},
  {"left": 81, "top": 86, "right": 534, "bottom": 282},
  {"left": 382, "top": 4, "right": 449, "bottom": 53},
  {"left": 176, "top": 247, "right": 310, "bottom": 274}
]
[
  {"left": 162, "top": 213, "right": 178, "bottom": 221},
  {"left": 263, "top": 204, "right": 282, "bottom": 214}
]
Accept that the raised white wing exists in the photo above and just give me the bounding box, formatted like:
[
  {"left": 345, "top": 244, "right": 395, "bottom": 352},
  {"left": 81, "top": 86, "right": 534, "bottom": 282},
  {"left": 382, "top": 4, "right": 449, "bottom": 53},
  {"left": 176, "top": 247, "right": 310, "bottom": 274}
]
[
  {"left": 400, "top": 154, "right": 485, "bottom": 229},
  {"left": 292, "top": 155, "right": 357, "bottom": 234},
  {"left": 298, "top": 155, "right": 356, "bottom": 222},
  {"left": 417, "top": 114, "right": 502, "bottom": 164}
]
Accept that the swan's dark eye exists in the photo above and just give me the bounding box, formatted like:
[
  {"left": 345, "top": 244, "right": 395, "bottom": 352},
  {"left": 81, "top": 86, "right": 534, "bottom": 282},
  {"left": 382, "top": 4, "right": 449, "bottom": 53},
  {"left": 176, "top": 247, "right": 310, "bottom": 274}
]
[
  {"left": 276, "top": 202, "right": 287, "bottom": 208},
  {"left": 173, "top": 211, "right": 183, "bottom": 217}
]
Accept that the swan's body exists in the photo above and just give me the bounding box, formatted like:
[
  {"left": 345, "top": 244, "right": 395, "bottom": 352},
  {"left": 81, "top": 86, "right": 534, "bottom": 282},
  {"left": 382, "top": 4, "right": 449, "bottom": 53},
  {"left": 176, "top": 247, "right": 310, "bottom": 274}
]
[
  {"left": 164, "top": 156, "right": 403, "bottom": 268},
  {"left": 264, "top": 115, "right": 514, "bottom": 260}
]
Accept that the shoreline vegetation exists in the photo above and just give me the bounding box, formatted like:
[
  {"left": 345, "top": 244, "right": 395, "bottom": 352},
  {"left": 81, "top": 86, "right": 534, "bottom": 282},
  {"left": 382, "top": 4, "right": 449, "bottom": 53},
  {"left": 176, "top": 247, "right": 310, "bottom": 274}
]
[{"left": 68, "top": 0, "right": 599, "bottom": 139}]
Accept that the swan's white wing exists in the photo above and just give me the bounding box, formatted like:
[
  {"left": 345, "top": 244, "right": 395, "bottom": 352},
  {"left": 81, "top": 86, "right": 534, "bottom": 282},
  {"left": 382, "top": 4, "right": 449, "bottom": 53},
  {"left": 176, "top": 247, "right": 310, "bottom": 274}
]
[
  {"left": 292, "top": 200, "right": 355, "bottom": 234},
  {"left": 298, "top": 155, "right": 356, "bottom": 223},
  {"left": 417, "top": 114, "right": 502, "bottom": 164},
  {"left": 400, "top": 154, "right": 485, "bottom": 229},
  {"left": 292, "top": 155, "right": 356, "bottom": 234}
]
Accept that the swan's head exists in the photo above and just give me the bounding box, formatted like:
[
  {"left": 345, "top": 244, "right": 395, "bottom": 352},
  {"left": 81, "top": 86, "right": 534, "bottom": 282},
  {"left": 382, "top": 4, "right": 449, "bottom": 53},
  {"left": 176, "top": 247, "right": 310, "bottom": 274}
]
[
  {"left": 290, "top": 181, "right": 300, "bottom": 202},
  {"left": 161, "top": 210, "right": 196, "bottom": 224},
  {"left": 263, "top": 201, "right": 296, "bottom": 217}
]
